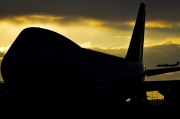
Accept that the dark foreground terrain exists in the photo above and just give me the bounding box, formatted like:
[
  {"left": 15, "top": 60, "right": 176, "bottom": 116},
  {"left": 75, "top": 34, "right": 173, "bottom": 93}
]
[{"left": 0, "top": 82, "right": 179, "bottom": 115}]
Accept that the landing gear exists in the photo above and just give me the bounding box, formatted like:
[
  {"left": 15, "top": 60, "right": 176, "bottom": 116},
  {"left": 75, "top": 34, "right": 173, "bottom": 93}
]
[{"left": 128, "top": 91, "right": 150, "bottom": 111}]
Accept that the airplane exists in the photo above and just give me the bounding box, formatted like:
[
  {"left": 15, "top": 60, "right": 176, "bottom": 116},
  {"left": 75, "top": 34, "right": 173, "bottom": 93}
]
[
  {"left": 157, "top": 62, "right": 180, "bottom": 68},
  {"left": 1, "top": 3, "right": 180, "bottom": 111}
]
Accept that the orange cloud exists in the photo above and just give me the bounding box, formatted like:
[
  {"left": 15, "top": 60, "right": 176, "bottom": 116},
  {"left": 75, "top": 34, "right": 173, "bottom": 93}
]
[{"left": 128, "top": 21, "right": 174, "bottom": 28}]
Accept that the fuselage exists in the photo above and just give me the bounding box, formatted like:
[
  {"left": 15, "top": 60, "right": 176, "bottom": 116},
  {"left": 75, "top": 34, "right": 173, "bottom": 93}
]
[
  {"left": 67, "top": 47, "right": 146, "bottom": 87},
  {"left": 1, "top": 27, "right": 146, "bottom": 93}
]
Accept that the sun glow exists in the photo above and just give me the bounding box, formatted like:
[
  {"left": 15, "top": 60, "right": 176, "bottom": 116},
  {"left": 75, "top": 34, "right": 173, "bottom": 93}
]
[
  {"left": 1, "top": 15, "right": 180, "bottom": 48},
  {"left": 0, "top": 15, "right": 123, "bottom": 48}
]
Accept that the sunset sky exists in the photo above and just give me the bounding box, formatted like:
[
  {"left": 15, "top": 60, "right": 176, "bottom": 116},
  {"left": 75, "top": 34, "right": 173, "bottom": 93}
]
[
  {"left": 1, "top": 0, "right": 180, "bottom": 48},
  {"left": 1, "top": 0, "right": 180, "bottom": 93}
]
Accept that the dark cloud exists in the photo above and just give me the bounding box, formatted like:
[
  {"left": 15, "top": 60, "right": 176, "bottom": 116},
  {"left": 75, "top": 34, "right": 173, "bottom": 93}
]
[
  {"left": 145, "top": 27, "right": 180, "bottom": 41},
  {"left": 91, "top": 42, "right": 180, "bottom": 69},
  {"left": 143, "top": 42, "right": 180, "bottom": 69},
  {"left": 1, "top": 0, "right": 180, "bottom": 23}
]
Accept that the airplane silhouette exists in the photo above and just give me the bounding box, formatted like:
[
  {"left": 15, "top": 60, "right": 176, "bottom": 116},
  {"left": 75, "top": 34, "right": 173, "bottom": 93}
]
[
  {"left": 157, "top": 62, "right": 179, "bottom": 68},
  {"left": 1, "top": 3, "right": 180, "bottom": 111}
]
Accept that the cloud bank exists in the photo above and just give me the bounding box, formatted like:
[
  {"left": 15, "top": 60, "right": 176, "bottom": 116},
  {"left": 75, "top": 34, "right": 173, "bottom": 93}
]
[{"left": 1, "top": 0, "right": 180, "bottom": 23}]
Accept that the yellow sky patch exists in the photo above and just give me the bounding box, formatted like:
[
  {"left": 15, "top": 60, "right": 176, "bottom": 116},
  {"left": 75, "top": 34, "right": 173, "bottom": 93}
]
[
  {"left": 146, "top": 21, "right": 174, "bottom": 28},
  {"left": 128, "top": 21, "right": 174, "bottom": 28},
  {"left": 147, "top": 91, "right": 164, "bottom": 100},
  {"left": 80, "top": 18, "right": 106, "bottom": 26},
  {"left": 0, "top": 46, "right": 10, "bottom": 53}
]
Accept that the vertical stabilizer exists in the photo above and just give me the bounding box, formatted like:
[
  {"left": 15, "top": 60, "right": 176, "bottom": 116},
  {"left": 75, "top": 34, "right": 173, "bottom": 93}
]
[{"left": 125, "top": 3, "right": 146, "bottom": 62}]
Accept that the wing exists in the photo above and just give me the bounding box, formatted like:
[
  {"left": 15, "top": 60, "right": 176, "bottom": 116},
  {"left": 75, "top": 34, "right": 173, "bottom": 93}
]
[
  {"left": 144, "top": 80, "right": 180, "bottom": 91},
  {"left": 146, "top": 67, "right": 180, "bottom": 76},
  {"left": 144, "top": 67, "right": 180, "bottom": 96}
]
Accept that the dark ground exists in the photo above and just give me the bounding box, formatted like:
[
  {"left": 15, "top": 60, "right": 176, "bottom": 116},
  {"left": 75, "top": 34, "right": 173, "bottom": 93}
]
[{"left": 0, "top": 82, "right": 179, "bottom": 114}]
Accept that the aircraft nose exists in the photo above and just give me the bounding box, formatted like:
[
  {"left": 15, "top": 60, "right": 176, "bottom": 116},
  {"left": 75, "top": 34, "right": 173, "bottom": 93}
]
[{"left": 1, "top": 27, "right": 76, "bottom": 93}]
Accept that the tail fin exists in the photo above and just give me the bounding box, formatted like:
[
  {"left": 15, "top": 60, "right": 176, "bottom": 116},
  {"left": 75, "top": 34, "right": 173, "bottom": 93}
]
[{"left": 125, "top": 3, "right": 146, "bottom": 62}]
